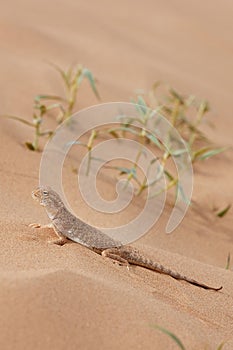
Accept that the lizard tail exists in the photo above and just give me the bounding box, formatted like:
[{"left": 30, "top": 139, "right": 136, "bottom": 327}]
[{"left": 128, "top": 253, "right": 223, "bottom": 291}]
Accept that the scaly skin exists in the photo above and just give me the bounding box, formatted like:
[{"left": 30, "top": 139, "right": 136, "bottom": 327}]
[{"left": 31, "top": 186, "right": 223, "bottom": 291}]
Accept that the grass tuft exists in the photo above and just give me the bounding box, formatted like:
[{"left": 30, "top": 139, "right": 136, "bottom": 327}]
[
  {"left": 225, "top": 253, "right": 231, "bottom": 270},
  {"left": 77, "top": 83, "right": 227, "bottom": 202},
  {"left": 153, "top": 324, "right": 226, "bottom": 350},
  {"left": 1, "top": 69, "right": 228, "bottom": 211},
  {"left": 216, "top": 204, "right": 231, "bottom": 218},
  {"left": 0, "top": 63, "right": 99, "bottom": 151},
  {"left": 153, "top": 325, "right": 186, "bottom": 350}
]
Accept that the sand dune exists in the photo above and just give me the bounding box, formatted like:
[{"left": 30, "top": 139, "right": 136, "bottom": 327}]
[
  {"left": 0, "top": 249, "right": 233, "bottom": 350},
  {"left": 0, "top": 0, "right": 233, "bottom": 349}
]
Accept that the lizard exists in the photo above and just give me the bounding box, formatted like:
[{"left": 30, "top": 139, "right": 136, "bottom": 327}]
[{"left": 30, "top": 186, "right": 223, "bottom": 292}]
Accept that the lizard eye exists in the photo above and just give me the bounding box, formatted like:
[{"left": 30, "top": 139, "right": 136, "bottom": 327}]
[{"left": 43, "top": 190, "right": 49, "bottom": 196}]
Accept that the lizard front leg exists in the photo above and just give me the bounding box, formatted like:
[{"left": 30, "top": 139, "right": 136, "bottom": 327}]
[
  {"left": 29, "top": 222, "right": 54, "bottom": 229},
  {"left": 48, "top": 227, "right": 69, "bottom": 246},
  {"left": 30, "top": 222, "right": 68, "bottom": 246}
]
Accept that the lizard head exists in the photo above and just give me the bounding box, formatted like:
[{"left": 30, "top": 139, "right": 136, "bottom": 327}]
[{"left": 32, "top": 186, "right": 64, "bottom": 210}]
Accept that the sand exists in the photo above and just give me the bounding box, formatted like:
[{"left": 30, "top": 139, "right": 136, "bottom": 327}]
[{"left": 0, "top": 0, "right": 233, "bottom": 349}]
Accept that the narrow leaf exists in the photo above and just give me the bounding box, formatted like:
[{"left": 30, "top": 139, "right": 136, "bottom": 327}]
[
  {"left": 117, "top": 167, "right": 132, "bottom": 175},
  {"left": 176, "top": 183, "right": 191, "bottom": 205},
  {"left": 91, "top": 156, "right": 107, "bottom": 163},
  {"left": 225, "top": 253, "right": 231, "bottom": 270},
  {"left": 108, "top": 129, "right": 120, "bottom": 138},
  {"left": 153, "top": 325, "right": 186, "bottom": 350},
  {"left": 169, "top": 88, "right": 185, "bottom": 104},
  {"left": 150, "top": 157, "right": 159, "bottom": 165},
  {"left": 198, "top": 147, "right": 226, "bottom": 160},
  {"left": 198, "top": 100, "right": 210, "bottom": 115},
  {"left": 39, "top": 130, "right": 54, "bottom": 137},
  {"left": 48, "top": 62, "right": 70, "bottom": 87},
  {"left": 217, "top": 204, "right": 231, "bottom": 218},
  {"left": 34, "top": 95, "right": 66, "bottom": 103},
  {"left": 137, "top": 95, "right": 147, "bottom": 115},
  {"left": 170, "top": 149, "right": 188, "bottom": 157},
  {"left": 164, "top": 170, "right": 175, "bottom": 182},
  {"left": 78, "top": 68, "right": 100, "bottom": 99},
  {"left": 113, "top": 126, "right": 140, "bottom": 136},
  {"left": 192, "top": 147, "right": 210, "bottom": 160},
  {"left": 46, "top": 103, "right": 63, "bottom": 111},
  {"left": 1, "top": 115, "right": 34, "bottom": 127},
  {"left": 25, "top": 142, "right": 36, "bottom": 150},
  {"left": 217, "top": 342, "right": 225, "bottom": 350},
  {"left": 66, "top": 140, "right": 87, "bottom": 148},
  {"left": 146, "top": 133, "right": 162, "bottom": 149},
  {"left": 151, "top": 81, "right": 161, "bottom": 92}
]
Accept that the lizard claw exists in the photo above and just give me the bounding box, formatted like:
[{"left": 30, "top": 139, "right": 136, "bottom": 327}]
[
  {"left": 48, "top": 238, "right": 68, "bottom": 246},
  {"left": 29, "top": 223, "right": 41, "bottom": 229},
  {"left": 29, "top": 223, "right": 53, "bottom": 229}
]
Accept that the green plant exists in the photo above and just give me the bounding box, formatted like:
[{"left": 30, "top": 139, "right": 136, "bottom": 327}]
[
  {"left": 35, "top": 63, "right": 100, "bottom": 123},
  {"left": 152, "top": 324, "right": 225, "bottom": 350},
  {"left": 153, "top": 325, "right": 186, "bottom": 350},
  {"left": 216, "top": 204, "right": 231, "bottom": 218},
  {"left": 1, "top": 69, "right": 227, "bottom": 203},
  {"left": 1, "top": 108, "right": 55, "bottom": 151},
  {"left": 225, "top": 253, "right": 231, "bottom": 270},
  {"left": 1, "top": 63, "right": 99, "bottom": 151},
  {"left": 74, "top": 84, "right": 226, "bottom": 201}
]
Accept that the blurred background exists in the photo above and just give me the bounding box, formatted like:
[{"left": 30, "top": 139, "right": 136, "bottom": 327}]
[{"left": 0, "top": 0, "right": 232, "bottom": 144}]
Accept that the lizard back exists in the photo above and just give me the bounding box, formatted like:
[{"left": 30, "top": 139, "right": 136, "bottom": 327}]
[{"left": 52, "top": 207, "right": 122, "bottom": 249}]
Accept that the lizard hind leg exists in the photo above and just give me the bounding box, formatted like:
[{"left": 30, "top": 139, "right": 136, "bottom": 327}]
[{"left": 102, "top": 248, "right": 130, "bottom": 270}]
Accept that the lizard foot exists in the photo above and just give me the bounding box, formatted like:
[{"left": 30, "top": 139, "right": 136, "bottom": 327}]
[
  {"left": 48, "top": 237, "right": 68, "bottom": 246},
  {"left": 102, "top": 249, "right": 130, "bottom": 270},
  {"left": 29, "top": 223, "right": 53, "bottom": 229},
  {"left": 29, "top": 223, "right": 42, "bottom": 229}
]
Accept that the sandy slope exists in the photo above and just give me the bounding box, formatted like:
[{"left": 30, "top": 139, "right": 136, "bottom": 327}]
[{"left": 0, "top": 0, "right": 233, "bottom": 349}]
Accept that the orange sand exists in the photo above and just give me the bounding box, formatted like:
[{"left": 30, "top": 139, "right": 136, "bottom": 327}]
[{"left": 0, "top": 0, "right": 233, "bottom": 349}]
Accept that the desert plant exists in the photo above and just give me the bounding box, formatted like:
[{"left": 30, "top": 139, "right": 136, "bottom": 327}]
[
  {"left": 74, "top": 85, "right": 226, "bottom": 201},
  {"left": 35, "top": 62, "right": 100, "bottom": 124},
  {"left": 1, "top": 67, "right": 227, "bottom": 203},
  {"left": 1, "top": 63, "right": 99, "bottom": 151},
  {"left": 153, "top": 324, "right": 225, "bottom": 350},
  {"left": 225, "top": 253, "right": 231, "bottom": 270},
  {"left": 216, "top": 204, "right": 231, "bottom": 218}
]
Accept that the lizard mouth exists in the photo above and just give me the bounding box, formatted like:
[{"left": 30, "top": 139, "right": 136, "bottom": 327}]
[
  {"left": 32, "top": 188, "right": 47, "bottom": 206},
  {"left": 32, "top": 188, "right": 41, "bottom": 201}
]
